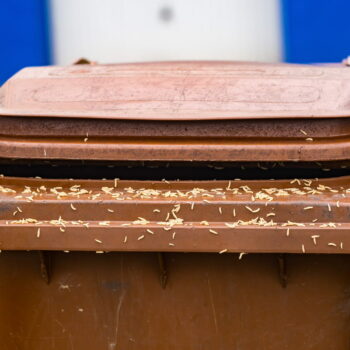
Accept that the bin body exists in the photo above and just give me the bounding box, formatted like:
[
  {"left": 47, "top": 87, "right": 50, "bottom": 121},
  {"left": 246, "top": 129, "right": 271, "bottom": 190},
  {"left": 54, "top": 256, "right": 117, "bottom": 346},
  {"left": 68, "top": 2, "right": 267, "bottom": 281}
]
[
  {"left": 2, "top": 252, "right": 350, "bottom": 350},
  {"left": 0, "top": 61, "right": 350, "bottom": 349}
]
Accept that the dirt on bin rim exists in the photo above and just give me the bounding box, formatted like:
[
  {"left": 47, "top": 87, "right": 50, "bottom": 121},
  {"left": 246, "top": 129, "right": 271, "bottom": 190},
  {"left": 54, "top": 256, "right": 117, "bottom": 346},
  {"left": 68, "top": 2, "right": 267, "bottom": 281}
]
[{"left": 0, "top": 174, "right": 349, "bottom": 254}]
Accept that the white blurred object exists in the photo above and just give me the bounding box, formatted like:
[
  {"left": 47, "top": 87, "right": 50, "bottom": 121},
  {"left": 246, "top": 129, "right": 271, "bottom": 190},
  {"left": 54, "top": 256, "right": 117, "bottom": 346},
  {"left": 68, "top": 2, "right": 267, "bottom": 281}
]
[
  {"left": 344, "top": 56, "right": 350, "bottom": 66},
  {"left": 50, "top": 0, "right": 282, "bottom": 65}
]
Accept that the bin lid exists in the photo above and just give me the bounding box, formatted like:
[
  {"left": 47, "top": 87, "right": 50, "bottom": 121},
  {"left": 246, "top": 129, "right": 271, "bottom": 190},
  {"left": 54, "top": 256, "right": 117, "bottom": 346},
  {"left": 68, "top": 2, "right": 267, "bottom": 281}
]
[{"left": 1, "top": 61, "right": 350, "bottom": 120}]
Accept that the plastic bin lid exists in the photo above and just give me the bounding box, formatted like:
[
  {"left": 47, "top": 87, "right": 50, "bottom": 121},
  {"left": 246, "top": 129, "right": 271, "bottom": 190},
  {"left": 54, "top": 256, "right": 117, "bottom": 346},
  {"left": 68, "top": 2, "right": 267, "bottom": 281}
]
[{"left": 1, "top": 61, "right": 350, "bottom": 120}]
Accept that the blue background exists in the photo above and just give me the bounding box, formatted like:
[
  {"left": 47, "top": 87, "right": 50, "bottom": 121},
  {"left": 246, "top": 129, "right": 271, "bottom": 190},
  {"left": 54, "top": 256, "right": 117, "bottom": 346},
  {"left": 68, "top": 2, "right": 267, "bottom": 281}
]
[
  {"left": 282, "top": 0, "right": 350, "bottom": 63},
  {"left": 0, "top": 0, "right": 50, "bottom": 84}
]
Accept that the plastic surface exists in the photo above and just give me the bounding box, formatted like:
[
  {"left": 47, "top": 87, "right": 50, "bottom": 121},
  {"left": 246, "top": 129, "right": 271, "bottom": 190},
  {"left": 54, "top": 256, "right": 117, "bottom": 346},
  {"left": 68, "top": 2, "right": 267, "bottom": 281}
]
[{"left": 1, "top": 61, "right": 350, "bottom": 120}]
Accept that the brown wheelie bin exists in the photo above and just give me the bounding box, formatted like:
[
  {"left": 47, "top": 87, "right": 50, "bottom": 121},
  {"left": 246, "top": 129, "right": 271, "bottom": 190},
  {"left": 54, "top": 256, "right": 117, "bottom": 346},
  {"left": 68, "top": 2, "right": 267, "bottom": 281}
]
[{"left": 0, "top": 61, "right": 350, "bottom": 349}]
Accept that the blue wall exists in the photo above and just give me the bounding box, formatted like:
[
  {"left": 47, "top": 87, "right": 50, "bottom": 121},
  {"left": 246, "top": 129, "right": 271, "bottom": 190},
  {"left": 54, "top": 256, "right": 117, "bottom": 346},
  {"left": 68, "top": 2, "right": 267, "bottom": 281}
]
[
  {"left": 282, "top": 0, "right": 350, "bottom": 63},
  {"left": 0, "top": 0, "right": 51, "bottom": 85}
]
